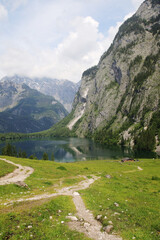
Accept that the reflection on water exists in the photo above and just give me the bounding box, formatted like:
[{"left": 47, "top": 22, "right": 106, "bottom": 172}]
[{"left": 0, "top": 137, "right": 158, "bottom": 162}]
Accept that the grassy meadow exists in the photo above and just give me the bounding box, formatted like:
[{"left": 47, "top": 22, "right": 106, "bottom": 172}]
[{"left": 0, "top": 156, "right": 160, "bottom": 240}]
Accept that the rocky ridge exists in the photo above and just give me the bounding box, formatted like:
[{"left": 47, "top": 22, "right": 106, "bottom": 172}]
[{"left": 1, "top": 76, "right": 80, "bottom": 112}]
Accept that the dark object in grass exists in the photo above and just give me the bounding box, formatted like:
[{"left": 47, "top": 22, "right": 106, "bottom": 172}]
[
  {"left": 121, "top": 157, "right": 135, "bottom": 162},
  {"left": 57, "top": 166, "right": 67, "bottom": 171},
  {"left": 152, "top": 176, "right": 160, "bottom": 181},
  {"left": 84, "top": 167, "right": 89, "bottom": 170}
]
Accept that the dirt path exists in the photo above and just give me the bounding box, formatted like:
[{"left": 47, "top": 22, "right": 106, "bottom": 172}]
[
  {"left": 0, "top": 159, "right": 122, "bottom": 240},
  {"left": 0, "top": 158, "right": 34, "bottom": 185}
]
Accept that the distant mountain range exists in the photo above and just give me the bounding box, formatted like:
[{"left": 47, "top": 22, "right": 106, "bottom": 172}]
[
  {"left": 1, "top": 76, "right": 80, "bottom": 112},
  {"left": 0, "top": 80, "right": 68, "bottom": 133}
]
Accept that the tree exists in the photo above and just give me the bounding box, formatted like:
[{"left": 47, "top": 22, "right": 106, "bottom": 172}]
[
  {"left": 51, "top": 153, "right": 55, "bottom": 161},
  {"left": 22, "top": 151, "right": 27, "bottom": 158},
  {"left": 134, "top": 127, "right": 156, "bottom": 151},
  {"left": 42, "top": 152, "right": 48, "bottom": 160},
  {"left": 18, "top": 149, "right": 22, "bottom": 158},
  {"left": 1, "top": 143, "right": 17, "bottom": 157}
]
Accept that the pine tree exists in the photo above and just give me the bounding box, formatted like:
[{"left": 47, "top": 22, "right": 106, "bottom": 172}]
[
  {"left": 42, "top": 152, "right": 48, "bottom": 160},
  {"left": 51, "top": 153, "right": 55, "bottom": 161}
]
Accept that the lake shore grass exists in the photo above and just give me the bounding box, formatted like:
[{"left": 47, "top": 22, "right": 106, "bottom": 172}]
[{"left": 0, "top": 156, "right": 159, "bottom": 240}]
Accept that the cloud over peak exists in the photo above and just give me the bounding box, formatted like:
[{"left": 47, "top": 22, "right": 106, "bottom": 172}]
[{"left": 0, "top": 0, "right": 144, "bottom": 82}]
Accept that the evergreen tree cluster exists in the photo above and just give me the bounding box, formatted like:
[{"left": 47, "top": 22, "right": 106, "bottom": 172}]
[
  {"left": 134, "top": 128, "right": 156, "bottom": 151},
  {"left": 1, "top": 143, "right": 27, "bottom": 158},
  {"left": 1, "top": 143, "right": 55, "bottom": 161}
]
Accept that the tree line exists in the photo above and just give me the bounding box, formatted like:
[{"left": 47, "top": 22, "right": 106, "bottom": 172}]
[{"left": 1, "top": 143, "right": 54, "bottom": 161}]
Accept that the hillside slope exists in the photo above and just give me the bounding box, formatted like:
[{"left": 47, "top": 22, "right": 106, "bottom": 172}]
[
  {"left": 0, "top": 81, "right": 68, "bottom": 133},
  {"left": 67, "top": 0, "right": 160, "bottom": 148}
]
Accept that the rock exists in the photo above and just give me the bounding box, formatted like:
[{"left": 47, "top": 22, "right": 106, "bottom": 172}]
[
  {"left": 15, "top": 181, "right": 28, "bottom": 188},
  {"left": 108, "top": 221, "right": 113, "bottom": 225},
  {"left": 113, "top": 212, "right": 120, "bottom": 216},
  {"left": 28, "top": 225, "right": 32, "bottom": 229},
  {"left": 73, "top": 192, "right": 80, "bottom": 196},
  {"left": 104, "top": 216, "right": 108, "bottom": 219},
  {"left": 84, "top": 222, "right": 90, "bottom": 228},
  {"left": 105, "top": 175, "right": 112, "bottom": 179},
  {"left": 114, "top": 202, "right": 119, "bottom": 207},
  {"left": 49, "top": 216, "right": 53, "bottom": 219},
  {"left": 104, "top": 225, "right": 113, "bottom": 233},
  {"left": 66, "top": 216, "right": 78, "bottom": 221},
  {"left": 61, "top": 221, "right": 64, "bottom": 224},
  {"left": 96, "top": 214, "right": 102, "bottom": 220}
]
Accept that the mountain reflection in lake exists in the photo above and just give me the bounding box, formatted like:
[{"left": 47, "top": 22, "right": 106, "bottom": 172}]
[{"left": 0, "top": 138, "right": 157, "bottom": 162}]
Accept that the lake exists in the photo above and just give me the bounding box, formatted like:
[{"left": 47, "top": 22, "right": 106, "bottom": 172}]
[{"left": 0, "top": 137, "right": 157, "bottom": 162}]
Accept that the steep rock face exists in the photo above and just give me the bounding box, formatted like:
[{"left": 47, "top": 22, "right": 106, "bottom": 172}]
[
  {"left": 0, "top": 81, "right": 68, "bottom": 133},
  {"left": 1, "top": 76, "right": 80, "bottom": 112},
  {"left": 68, "top": 0, "right": 160, "bottom": 141}
]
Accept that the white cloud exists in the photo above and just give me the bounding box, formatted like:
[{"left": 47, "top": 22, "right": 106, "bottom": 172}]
[
  {"left": 0, "top": 0, "right": 143, "bottom": 82},
  {"left": 0, "top": 4, "right": 8, "bottom": 20},
  {"left": 2, "top": 0, "right": 28, "bottom": 11},
  {"left": 0, "top": 11, "right": 136, "bottom": 82},
  {"left": 0, "top": 16, "right": 106, "bottom": 81}
]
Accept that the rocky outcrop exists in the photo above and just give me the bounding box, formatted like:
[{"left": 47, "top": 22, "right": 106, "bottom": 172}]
[{"left": 67, "top": 0, "right": 160, "bottom": 144}]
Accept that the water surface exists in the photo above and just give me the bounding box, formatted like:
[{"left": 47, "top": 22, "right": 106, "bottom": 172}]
[{"left": 0, "top": 137, "right": 157, "bottom": 162}]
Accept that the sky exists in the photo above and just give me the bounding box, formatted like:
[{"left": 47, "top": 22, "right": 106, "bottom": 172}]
[{"left": 0, "top": 0, "right": 144, "bottom": 82}]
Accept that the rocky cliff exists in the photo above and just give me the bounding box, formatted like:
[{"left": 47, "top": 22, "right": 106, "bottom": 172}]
[{"left": 67, "top": 0, "right": 160, "bottom": 146}]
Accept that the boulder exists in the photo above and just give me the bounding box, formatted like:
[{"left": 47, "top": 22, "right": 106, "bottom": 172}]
[{"left": 103, "top": 225, "right": 113, "bottom": 233}]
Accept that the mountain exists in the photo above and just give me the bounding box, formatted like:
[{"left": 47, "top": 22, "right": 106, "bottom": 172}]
[
  {"left": 66, "top": 0, "right": 160, "bottom": 149},
  {"left": 0, "top": 81, "right": 68, "bottom": 133},
  {"left": 1, "top": 76, "right": 80, "bottom": 112}
]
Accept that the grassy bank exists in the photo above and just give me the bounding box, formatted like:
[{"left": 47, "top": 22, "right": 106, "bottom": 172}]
[{"left": 0, "top": 157, "right": 160, "bottom": 240}]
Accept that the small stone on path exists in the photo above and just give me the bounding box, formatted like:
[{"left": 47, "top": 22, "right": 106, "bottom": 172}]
[
  {"left": 73, "top": 192, "right": 80, "bottom": 196},
  {"left": 66, "top": 216, "right": 78, "bottom": 221}
]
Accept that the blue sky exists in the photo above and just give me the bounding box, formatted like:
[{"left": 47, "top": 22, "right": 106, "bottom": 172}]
[{"left": 0, "top": 0, "right": 143, "bottom": 82}]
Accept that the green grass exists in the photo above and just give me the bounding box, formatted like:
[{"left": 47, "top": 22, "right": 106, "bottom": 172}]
[
  {"left": 0, "top": 196, "right": 90, "bottom": 240},
  {"left": 0, "top": 160, "right": 16, "bottom": 177},
  {"left": 81, "top": 160, "right": 160, "bottom": 240},
  {"left": 0, "top": 157, "right": 160, "bottom": 239}
]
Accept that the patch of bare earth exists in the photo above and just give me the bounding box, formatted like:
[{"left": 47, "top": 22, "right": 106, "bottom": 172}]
[{"left": 0, "top": 158, "right": 34, "bottom": 186}]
